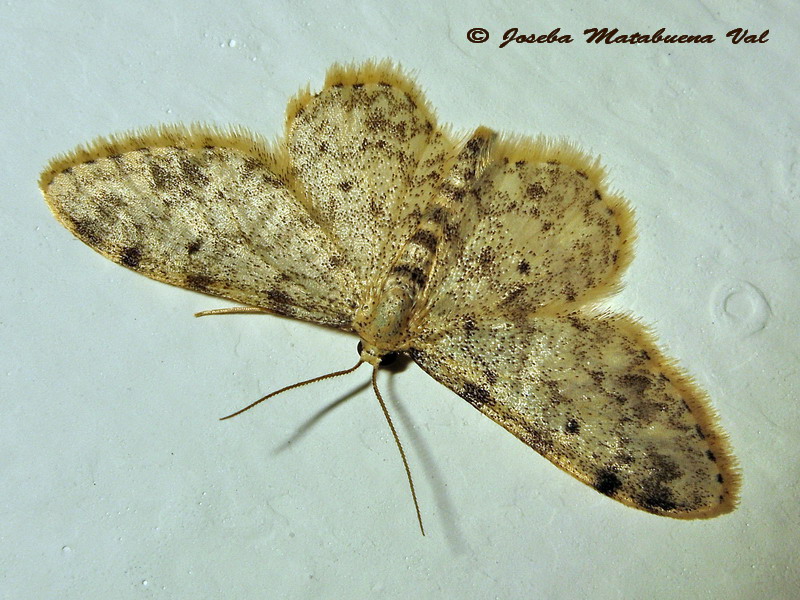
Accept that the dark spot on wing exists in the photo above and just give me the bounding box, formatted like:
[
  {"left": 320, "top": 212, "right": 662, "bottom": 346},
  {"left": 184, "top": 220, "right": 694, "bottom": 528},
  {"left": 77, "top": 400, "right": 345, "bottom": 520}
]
[
  {"left": 595, "top": 470, "right": 622, "bottom": 496},
  {"left": 517, "top": 259, "right": 530, "bottom": 275},
  {"left": 563, "top": 283, "right": 576, "bottom": 302},
  {"left": 150, "top": 163, "right": 177, "bottom": 189},
  {"left": 366, "top": 115, "right": 390, "bottom": 132},
  {"left": 186, "top": 273, "right": 214, "bottom": 291},
  {"left": 120, "top": 247, "right": 142, "bottom": 268},
  {"left": 640, "top": 486, "right": 677, "bottom": 512},
  {"left": 95, "top": 190, "right": 124, "bottom": 208},
  {"left": 267, "top": 288, "right": 293, "bottom": 305},
  {"left": 463, "top": 316, "right": 477, "bottom": 336},
  {"left": 179, "top": 156, "right": 209, "bottom": 186},
  {"left": 430, "top": 206, "right": 450, "bottom": 226},
  {"left": 636, "top": 454, "right": 683, "bottom": 511},
  {"left": 187, "top": 239, "right": 203, "bottom": 255},
  {"left": 448, "top": 188, "right": 466, "bottom": 202},
  {"left": 465, "top": 138, "right": 481, "bottom": 153},
  {"left": 240, "top": 157, "right": 263, "bottom": 175},
  {"left": 565, "top": 418, "right": 580, "bottom": 434},
  {"left": 478, "top": 246, "right": 495, "bottom": 265},
  {"left": 71, "top": 219, "right": 101, "bottom": 246},
  {"left": 567, "top": 316, "right": 589, "bottom": 332},
  {"left": 619, "top": 374, "right": 652, "bottom": 395},
  {"left": 526, "top": 183, "right": 545, "bottom": 199},
  {"left": 462, "top": 382, "right": 493, "bottom": 406},
  {"left": 338, "top": 180, "right": 353, "bottom": 192}
]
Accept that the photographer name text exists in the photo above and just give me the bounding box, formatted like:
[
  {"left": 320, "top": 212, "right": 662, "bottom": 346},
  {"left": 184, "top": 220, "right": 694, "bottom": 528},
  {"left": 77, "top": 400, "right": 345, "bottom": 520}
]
[{"left": 465, "top": 27, "right": 769, "bottom": 47}]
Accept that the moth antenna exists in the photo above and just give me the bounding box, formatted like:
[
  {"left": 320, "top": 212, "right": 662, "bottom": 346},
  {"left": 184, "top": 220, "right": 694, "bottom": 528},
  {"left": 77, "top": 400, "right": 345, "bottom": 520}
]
[
  {"left": 371, "top": 367, "right": 425, "bottom": 536},
  {"left": 194, "top": 307, "right": 271, "bottom": 317},
  {"left": 219, "top": 359, "right": 364, "bottom": 420}
]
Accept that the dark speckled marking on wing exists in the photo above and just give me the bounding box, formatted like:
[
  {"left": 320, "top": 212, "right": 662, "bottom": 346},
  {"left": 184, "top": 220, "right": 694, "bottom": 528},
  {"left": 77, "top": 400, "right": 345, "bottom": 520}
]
[
  {"left": 42, "top": 129, "right": 361, "bottom": 329},
  {"left": 412, "top": 313, "right": 737, "bottom": 518}
]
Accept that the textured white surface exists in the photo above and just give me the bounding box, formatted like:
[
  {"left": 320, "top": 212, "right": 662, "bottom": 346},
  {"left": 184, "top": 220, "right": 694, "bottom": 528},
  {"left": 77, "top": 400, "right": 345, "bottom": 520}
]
[{"left": 2, "top": 1, "right": 797, "bottom": 598}]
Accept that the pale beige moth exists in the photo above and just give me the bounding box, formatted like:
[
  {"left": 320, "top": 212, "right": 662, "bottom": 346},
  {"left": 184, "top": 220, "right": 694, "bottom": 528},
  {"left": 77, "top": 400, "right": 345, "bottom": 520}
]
[{"left": 41, "top": 60, "right": 738, "bottom": 531}]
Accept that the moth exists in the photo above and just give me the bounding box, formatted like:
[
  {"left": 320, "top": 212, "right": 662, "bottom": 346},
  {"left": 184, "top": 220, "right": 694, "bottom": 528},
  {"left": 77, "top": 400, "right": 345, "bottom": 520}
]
[{"left": 41, "top": 60, "right": 738, "bottom": 531}]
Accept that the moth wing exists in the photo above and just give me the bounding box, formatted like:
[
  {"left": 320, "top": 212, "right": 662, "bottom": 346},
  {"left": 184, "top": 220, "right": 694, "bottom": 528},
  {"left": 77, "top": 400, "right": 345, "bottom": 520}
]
[
  {"left": 41, "top": 126, "right": 357, "bottom": 328},
  {"left": 423, "top": 135, "right": 634, "bottom": 323},
  {"left": 285, "top": 61, "right": 455, "bottom": 286},
  {"left": 411, "top": 312, "right": 738, "bottom": 518}
]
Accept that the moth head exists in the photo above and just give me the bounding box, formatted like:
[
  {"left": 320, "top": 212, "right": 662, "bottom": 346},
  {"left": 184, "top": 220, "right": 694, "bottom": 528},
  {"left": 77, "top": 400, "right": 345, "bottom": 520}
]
[{"left": 357, "top": 340, "right": 398, "bottom": 368}]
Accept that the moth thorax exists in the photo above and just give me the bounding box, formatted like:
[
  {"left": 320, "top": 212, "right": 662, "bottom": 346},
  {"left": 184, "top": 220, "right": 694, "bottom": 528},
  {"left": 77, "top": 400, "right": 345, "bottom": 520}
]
[{"left": 358, "top": 285, "right": 414, "bottom": 358}]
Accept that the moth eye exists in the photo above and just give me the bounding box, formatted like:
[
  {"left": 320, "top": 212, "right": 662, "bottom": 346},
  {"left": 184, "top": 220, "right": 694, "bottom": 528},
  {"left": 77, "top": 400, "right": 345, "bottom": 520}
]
[{"left": 379, "top": 352, "right": 398, "bottom": 367}]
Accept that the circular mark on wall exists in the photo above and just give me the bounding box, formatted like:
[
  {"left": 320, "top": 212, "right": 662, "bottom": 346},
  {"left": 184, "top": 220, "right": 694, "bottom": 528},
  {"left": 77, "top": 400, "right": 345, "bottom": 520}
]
[{"left": 711, "top": 280, "right": 771, "bottom": 336}]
